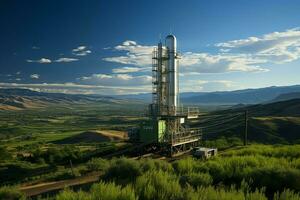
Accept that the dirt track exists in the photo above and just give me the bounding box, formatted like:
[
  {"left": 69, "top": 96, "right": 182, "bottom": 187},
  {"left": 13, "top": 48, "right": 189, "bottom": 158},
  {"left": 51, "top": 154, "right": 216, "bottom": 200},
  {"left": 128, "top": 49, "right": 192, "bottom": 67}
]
[
  {"left": 19, "top": 149, "right": 191, "bottom": 197},
  {"left": 20, "top": 172, "right": 101, "bottom": 197}
]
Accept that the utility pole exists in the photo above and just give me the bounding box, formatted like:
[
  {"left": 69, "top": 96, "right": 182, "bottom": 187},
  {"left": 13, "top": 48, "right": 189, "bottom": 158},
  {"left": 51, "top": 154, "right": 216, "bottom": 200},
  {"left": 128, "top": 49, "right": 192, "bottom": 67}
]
[
  {"left": 69, "top": 160, "right": 74, "bottom": 176},
  {"left": 244, "top": 110, "right": 248, "bottom": 146}
]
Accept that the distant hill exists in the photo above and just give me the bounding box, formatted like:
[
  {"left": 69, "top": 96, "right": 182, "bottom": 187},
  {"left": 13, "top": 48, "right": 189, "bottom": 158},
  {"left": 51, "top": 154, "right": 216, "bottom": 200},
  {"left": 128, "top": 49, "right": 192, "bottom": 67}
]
[
  {"left": 182, "top": 85, "right": 300, "bottom": 104},
  {"left": 117, "top": 92, "right": 200, "bottom": 102},
  {"left": 2, "top": 85, "right": 300, "bottom": 110},
  {"left": 269, "top": 92, "right": 300, "bottom": 103},
  {"left": 54, "top": 130, "right": 127, "bottom": 144},
  {"left": 116, "top": 85, "right": 300, "bottom": 105},
  {"left": 231, "top": 98, "right": 300, "bottom": 117},
  {"left": 0, "top": 88, "right": 133, "bottom": 111},
  {"left": 197, "top": 98, "right": 300, "bottom": 144}
]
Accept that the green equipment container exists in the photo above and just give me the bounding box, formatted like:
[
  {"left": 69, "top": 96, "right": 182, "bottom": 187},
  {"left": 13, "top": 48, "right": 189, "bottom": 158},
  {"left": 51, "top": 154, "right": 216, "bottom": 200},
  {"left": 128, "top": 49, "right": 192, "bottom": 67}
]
[
  {"left": 139, "top": 119, "right": 166, "bottom": 144},
  {"left": 157, "top": 120, "right": 166, "bottom": 143}
]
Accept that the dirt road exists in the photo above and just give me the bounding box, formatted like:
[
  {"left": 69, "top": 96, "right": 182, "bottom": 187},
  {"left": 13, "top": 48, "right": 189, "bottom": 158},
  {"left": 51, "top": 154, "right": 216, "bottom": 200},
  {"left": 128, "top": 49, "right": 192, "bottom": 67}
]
[{"left": 20, "top": 172, "right": 101, "bottom": 197}]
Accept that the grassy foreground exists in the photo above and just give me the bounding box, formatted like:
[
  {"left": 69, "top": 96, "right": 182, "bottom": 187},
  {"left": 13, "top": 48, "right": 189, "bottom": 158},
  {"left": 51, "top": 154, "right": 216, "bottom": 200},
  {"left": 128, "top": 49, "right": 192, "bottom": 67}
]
[{"left": 1, "top": 144, "right": 300, "bottom": 199}]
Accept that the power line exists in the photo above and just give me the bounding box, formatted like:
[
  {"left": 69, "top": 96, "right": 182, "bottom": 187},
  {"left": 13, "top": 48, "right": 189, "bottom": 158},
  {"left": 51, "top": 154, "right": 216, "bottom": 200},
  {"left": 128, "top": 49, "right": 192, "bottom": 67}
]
[
  {"left": 198, "top": 112, "right": 244, "bottom": 118},
  {"left": 196, "top": 113, "right": 244, "bottom": 124},
  {"left": 202, "top": 121, "right": 244, "bottom": 133},
  {"left": 197, "top": 115, "right": 244, "bottom": 129}
]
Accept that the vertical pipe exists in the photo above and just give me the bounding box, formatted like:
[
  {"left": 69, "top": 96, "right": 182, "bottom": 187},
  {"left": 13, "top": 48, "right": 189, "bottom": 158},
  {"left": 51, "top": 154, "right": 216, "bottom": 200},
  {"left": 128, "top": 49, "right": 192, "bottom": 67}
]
[
  {"left": 165, "top": 35, "right": 178, "bottom": 115},
  {"left": 157, "top": 42, "right": 162, "bottom": 115}
]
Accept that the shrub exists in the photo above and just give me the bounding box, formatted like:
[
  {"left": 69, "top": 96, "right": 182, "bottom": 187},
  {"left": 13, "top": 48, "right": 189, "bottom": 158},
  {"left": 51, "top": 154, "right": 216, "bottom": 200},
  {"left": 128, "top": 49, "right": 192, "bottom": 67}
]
[
  {"left": 140, "top": 158, "right": 173, "bottom": 173},
  {"left": 188, "top": 186, "right": 245, "bottom": 200},
  {"left": 180, "top": 172, "right": 213, "bottom": 187},
  {"left": 172, "top": 157, "right": 198, "bottom": 174},
  {"left": 184, "top": 185, "right": 267, "bottom": 200},
  {"left": 0, "top": 146, "right": 12, "bottom": 161},
  {"left": 56, "top": 189, "right": 89, "bottom": 200},
  {"left": 57, "top": 182, "right": 136, "bottom": 200},
  {"left": 135, "top": 170, "right": 182, "bottom": 200},
  {"left": 246, "top": 189, "right": 268, "bottom": 200},
  {"left": 23, "top": 145, "right": 83, "bottom": 165},
  {"left": 0, "top": 186, "right": 25, "bottom": 200},
  {"left": 251, "top": 167, "right": 300, "bottom": 195},
  {"left": 90, "top": 181, "right": 136, "bottom": 200},
  {"left": 201, "top": 137, "right": 232, "bottom": 150},
  {"left": 274, "top": 189, "right": 300, "bottom": 200},
  {"left": 103, "top": 157, "right": 141, "bottom": 182},
  {"left": 46, "top": 168, "right": 81, "bottom": 181},
  {"left": 86, "top": 158, "right": 109, "bottom": 172}
]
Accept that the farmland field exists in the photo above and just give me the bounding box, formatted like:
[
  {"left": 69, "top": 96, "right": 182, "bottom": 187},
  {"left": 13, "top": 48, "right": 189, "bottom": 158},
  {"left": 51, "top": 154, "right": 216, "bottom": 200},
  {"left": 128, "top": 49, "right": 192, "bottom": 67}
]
[
  {"left": 1, "top": 99, "right": 300, "bottom": 199},
  {"left": 0, "top": 102, "right": 146, "bottom": 186}
]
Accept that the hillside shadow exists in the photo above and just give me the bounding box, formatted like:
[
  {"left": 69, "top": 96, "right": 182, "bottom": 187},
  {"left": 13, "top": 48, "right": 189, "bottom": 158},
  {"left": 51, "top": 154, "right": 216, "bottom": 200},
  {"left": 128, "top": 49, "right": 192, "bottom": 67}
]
[{"left": 53, "top": 131, "right": 124, "bottom": 144}]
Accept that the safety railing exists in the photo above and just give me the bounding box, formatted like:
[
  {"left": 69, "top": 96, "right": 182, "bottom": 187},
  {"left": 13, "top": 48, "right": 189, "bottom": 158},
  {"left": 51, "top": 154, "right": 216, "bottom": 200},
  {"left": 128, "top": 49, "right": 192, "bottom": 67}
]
[{"left": 172, "top": 128, "right": 202, "bottom": 146}]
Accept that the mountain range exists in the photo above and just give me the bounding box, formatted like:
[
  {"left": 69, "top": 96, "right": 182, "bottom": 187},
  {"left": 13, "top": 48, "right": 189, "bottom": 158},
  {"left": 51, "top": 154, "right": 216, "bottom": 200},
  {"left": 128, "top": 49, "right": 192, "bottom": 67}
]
[
  {"left": 117, "top": 85, "right": 300, "bottom": 104},
  {"left": 0, "top": 88, "right": 131, "bottom": 110},
  {"left": 1, "top": 85, "right": 300, "bottom": 111}
]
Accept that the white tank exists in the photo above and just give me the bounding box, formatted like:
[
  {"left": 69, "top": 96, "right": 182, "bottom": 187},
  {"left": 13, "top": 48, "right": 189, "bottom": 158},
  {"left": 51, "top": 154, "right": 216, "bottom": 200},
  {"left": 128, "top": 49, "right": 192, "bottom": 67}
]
[{"left": 165, "top": 35, "right": 178, "bottom": 114}]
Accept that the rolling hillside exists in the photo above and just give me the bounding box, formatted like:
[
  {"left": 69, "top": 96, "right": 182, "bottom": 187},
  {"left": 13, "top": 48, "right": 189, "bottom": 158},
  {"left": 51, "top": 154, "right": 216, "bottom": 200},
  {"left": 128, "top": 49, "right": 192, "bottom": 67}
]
[
  {"left": 194, "top": 98, "right": 300, "bottom": 144},
  {"left": 0, "top": 88, "right": 137, "bottom": 111},
  {"left": 54, "top": 130, "right": 127, "bottom": 144},
  {"left": 117, "top": 85, "right": 300, "bottom": 104},
  {"left": 232, "top": 98, "right": 300, "bottom": 117},
  {"left": 269, "top": 92, "right": 300, "bottom": 103},
  {"left": 2, "top": 85, "right": 300, "bottom": 111},
  {"left": 182, "top": 85, "right": 300, "bottom": 104},
  {"left": 239, "top": 99, "right": 300, "bottom": 143}
]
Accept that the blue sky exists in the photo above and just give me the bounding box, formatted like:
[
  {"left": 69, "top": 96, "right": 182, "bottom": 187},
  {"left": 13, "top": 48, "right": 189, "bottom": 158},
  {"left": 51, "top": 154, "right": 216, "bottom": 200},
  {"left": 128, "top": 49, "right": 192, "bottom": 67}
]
[{"left": 1, "top": 0, "right": 300, "bottom": 94}]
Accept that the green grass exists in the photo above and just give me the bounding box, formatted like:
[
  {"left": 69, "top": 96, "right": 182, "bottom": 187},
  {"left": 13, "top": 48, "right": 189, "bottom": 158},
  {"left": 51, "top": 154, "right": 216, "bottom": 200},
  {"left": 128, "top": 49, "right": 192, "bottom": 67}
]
[
  {"left": 192, "top": 115, "right": 300, "bottom": 144},
  {"left": 0, "top": 186, "right": 26, "bottom": 200},
  {"left": 0, "top": 102, "right": 144, "bottom": 148},
  {"left": 27, "top": 144, "right": 300, "bottom": 200},
  {"left": 249, "top": 117, "right": 300, "bottom": 143},
  {"left": 0, "top": 103, "right": 144, "bottom": 185},
  {"left": 1, "top": 99, "right": 300, "bottom": 199},
  {"left": 1, "top": 144, "right": 300, "bottom": 199}
]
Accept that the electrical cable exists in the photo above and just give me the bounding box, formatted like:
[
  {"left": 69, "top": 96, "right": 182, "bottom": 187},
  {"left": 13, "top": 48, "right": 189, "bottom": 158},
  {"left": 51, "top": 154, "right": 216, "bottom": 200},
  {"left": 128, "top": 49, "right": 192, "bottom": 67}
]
[
  {"left": 202, "top": 121, "right": 244, "bottom": 132},
  {"left": 198, "top": 112, "right": 244, "bottom": 118},
  {"left": 195, "top": 113, "right": 244, "bottom": 124},
  {"left": 198, "top": 113, "right": 243, "bottom": 120},
  {"left": 196, "top": 115, "right": 244, "bottom": 129}
]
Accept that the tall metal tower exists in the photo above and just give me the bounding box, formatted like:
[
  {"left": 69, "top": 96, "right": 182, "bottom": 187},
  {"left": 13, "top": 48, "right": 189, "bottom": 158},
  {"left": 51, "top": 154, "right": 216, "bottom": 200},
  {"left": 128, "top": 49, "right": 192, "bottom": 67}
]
[{"left": 147, "top": 35, "right": 202, "bottom": 155}]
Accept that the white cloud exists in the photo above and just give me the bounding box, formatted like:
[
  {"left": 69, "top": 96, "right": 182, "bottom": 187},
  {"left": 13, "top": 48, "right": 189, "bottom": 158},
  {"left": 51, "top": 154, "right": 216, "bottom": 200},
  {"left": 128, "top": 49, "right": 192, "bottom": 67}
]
[
  {"left": 103, "top": 40, "right": 154, "bottom": 66},
  {"left": 55, "top": 57, "right": 79, "bottom": 63},
  {"left": 104, "top": 40, "right": 268, "bottom": 74},
  {"left": 32, "top": 46, "right": 40, "bottom": 50},
  {"left": 0, "top": 82, "right": 151, "bottom": 95},
  {"left": 122, "top": 40, "right": 137, "bottom": 46},
  {"left": 27, "top": 57, "right": 79, "bottom": 64},
  {"left": 215, "top": 27, "right": 300, "bottom": 64},
  {"left": 199, "top": 80, "right": 237, "bottom": 92},
  {"left": 180, "top": 79, "right": 238, "bottom": 92},
  {"left": 74, "top": 46, "right": 86, "bottom": 51},
  {"left": 72, "top": 46, "right": 92, "bottom": 56},
  {"left": 27, "top": 58, "right": 52, "bottom": 64},
  {"left": 180, "top": 52, "right": 268, "bottom": 73},
  {"left": 30, "top": 74, "right": 40, "bottom": 79},
  {"left": 112, "top": 66, "right": 150, "bottom": 73},
  {"left": 105, "top": 29, "right": 300, "bottom": 75},
  {"left": 78, "top": 73, "right": 152, "bottom": 87},
  {"left": 219, "top": 49, "right": 230, "bottom": 53}
]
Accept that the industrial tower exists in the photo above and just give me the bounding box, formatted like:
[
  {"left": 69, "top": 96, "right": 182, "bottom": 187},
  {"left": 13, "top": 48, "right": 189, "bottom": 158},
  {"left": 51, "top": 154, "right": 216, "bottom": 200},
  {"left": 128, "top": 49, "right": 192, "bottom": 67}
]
[{"left": 135, "top": 35, "right": 202, "bottom": 156}]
